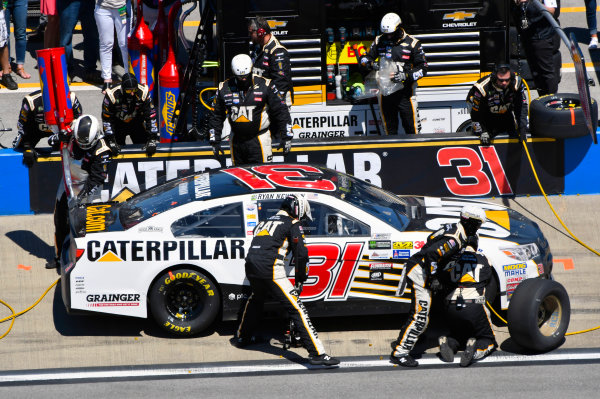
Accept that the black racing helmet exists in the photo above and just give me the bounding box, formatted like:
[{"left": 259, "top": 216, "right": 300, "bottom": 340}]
[{"left": 121, "top": 73, "right": 138, "bottom": 96}]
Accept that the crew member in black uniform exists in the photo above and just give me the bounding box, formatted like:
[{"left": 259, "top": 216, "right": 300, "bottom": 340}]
[
  {"left": 101, "top": 73, "right": 159, "bottom": 156},
  {"left": 390, "top": 205, "right": 486, "bottom": 367},
  {"left": 47, "top": 114, "right": 112, "bottom": 269},
  {"left": 437, "top": 235, "right": 497, "bottom": 367},
  {"left": 513, "top": 0, "right": 561, "bottom": 96},
  {"left": 359, "top": 12, "right": 428, "bottom": 135},
  {"left": 208, "top": 53, "right": 293, "bottom": 165},
  {"left": 12, "top": 90, "right": 82, "bottom": 167},
  {"left": 248, "top": 16, "right": 293, "bottom": 108},
  {"left": 467, "top": 64, "right": 529, "bottom": 145},
  {"left": 235, "top": 194, "right": 340, "bottom": 366}
]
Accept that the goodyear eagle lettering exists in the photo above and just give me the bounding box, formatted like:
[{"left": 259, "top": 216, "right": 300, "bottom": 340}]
[{"left": 86, "top": 239, "right": 246, "bottom": 262}]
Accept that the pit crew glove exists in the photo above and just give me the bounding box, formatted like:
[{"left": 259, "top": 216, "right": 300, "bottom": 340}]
[
  {"left": 143, "top": 139, "right": 158, "bottom": 157},
  {"left": 429, "top": 277, "right": 442, "bottom": 294},
  {"left": 480, "top": 131, "right": 491, "bottom": 146},
  {"left": 106, "top": 136, "right": 121, "bottom": 156},
  {"left": 278, "top": 126, "right": 294, "bottom": 155},
  {"left": 392, "top": 70, "right": 406, "bottom": 83},
  {"left": 59, "top": 128, "right": 71, "bottom": 143},
  {"left": 48, "top": 133, "right": 60, "bottom": 148},
  {"left": 359, "top": 56, "right": 373, "bottom": 70},
  {"left": 22, "top": 148, "right": 38, "bottom": 168},
  {"left": 209, "top": 129, "right": 224, "bottom": 157}
]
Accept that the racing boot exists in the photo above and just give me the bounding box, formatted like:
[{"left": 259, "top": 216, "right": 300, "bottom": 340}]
[
  {"left": 438, "top": 336, "right": 455, "bottom": 363},
  {"left": 309, "top": 353, "right": 340, "bottom": 366},
  {"left": 460, "top": 337, "right": 477, "bottom": 367},
  {"left": 390, "top": 352, "right": 418, "bottom": 367},
  {"left": 232, "top": 335, "right": 264, "bottom": 348},
  {"left": 45, "top": 257, "right": 60, "bottom": 269}
]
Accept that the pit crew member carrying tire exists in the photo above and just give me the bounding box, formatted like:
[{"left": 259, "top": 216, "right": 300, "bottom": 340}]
[
  {"left": 101, "top": 73, "right": 159, "bottom": 156},
  {"left": 359, "top": 12, "right": 428, "bottom": 135},
  {"left": 12, "top": 90, "right": 82, "bottom": 168},
  {"left": 207, "top": 54, "right": 293, "bottom": 165},
  {"left": 47, "top": 115, "right": 112, "bottom": 269},
  {"left": 235, "top": 194, "right": 340, "bottom": 366},
  {"left": 467, "top": 63, "right": 528, "bottom": 145},
  {"left": 390, "top": 205, "right": 486, "bottom": 367},
  {"left": 437, "top": 235, "right": 497, "bottom": 367}
]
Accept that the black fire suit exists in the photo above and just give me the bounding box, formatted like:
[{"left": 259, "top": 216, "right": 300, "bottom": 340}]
[
  {"left": 53, "top": 137, "right": 112, "bottom": 262},
  {"left": 467, "top": 74, "right": 529, "bottom": 139},
  {"left": 512, "top": 0, "right": 561, "bottom": 96},
  {"left": 361, "top": 30, "right": 428, "bottom": 135},
  {"left": 391, "top": 223, "right": 468, "bottom": 357},
  {"left": 101, "top": 83, "right": 159, "bottom": 147},
  {"left": 208, "top": 75, "right": 292, "bottom": 165},
  {"left": 252, "top": 35, "right": 294, "bottom": 107},
  {"left": 438, "top": 247, "right": 497, "bottom": 360},
  {"left": 236, "top": 210, "right": 327, "bottom": 357},
  {"left": 13, "top": 90, "right": 82, "bottom": 166}
]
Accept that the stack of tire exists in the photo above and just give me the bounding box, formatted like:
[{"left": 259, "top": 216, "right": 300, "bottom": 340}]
[{"left": 529, "top": 93, "right": 598, "bottom": 139}]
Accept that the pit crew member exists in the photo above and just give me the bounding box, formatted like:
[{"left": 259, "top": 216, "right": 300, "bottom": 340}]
[
  {"left": 207, "top": 54, "right": 293, "bottom": 165},
  {"left": 248, "top": 16, "right": 293, "bottom": 108},
  {"left": 235, "top": 194, "right": 340, "bottom": 366},
  {"left": 437, "top": 235, "right": 497, "bottom": 367},
  {"left": 467, "top": 63, "right": 528, "bottom": 145},
  {"left": 359, "top": 12, "right": 428, "bottom": 135},
  {"left": 48, "top": 115, "right": 112, "bottom": 269},
  {"left": 12, "top": 90, "right": 82, "bottom": 168},
  {"left": 390, "top": 205, "right": 486, "bottom": 367},
  {"left": 101, "top": 73, "right": 159, "bottom": 156}
]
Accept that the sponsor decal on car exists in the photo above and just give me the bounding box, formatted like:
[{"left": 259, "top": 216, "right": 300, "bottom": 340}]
[
  {"left": 138, "top": 226, "right": 163, "bottom": 233},
  {"left": 86, "top": 204, "right": 111, "bottom": 233},
  {"left": 194, "top": 173, "right": 211, "bottom": 199},
  {"left": 503, "top": 263, "right": 527, "bottom": 277},
  {"left": 369, "top": 240, "right": 391, "bottom": 250},
  {"left": 86, "top": 293, "right": 141, "bottom": 307},
  {"left": 393, "top": 241, "right": 413, "bottom": 250},
  {"left": 372, "top": 233, "right": 391, "bottom": 240},
  {"left": 86, "top": 239, "right": 246, "bottom": 262},
  {"left": 393, "top": 249, "right": 411, "bottom": 259},
  {"left": 369, "top": 251, "right": 390, "bottom": 260}
]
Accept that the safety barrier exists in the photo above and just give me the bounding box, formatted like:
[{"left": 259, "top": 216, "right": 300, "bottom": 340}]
[{"left": 0, "top": 132, "right": 598, "bottom": 215}]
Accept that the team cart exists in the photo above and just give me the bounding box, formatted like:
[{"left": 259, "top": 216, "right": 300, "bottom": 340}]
[{"left": 60, "top": 164, "right": 569, "bottom": 352}]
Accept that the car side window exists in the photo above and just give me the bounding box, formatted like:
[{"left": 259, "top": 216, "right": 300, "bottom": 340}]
[
  {"left": 256, "top": 199, "right": 370, "bottom": 237},
  {"left": 171, "top": 202, "right": 244, "bottom": 238}
]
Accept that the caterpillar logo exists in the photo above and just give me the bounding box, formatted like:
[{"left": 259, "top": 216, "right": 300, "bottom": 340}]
[
  {"left": 443, "top": 11, "right": 476, "bottom": 21},
  {"left": 230, "top": 105, "right": 255, "bottom": 123},
  {"left": 86, "top": 204, "right": 111, "bottom": 233}
]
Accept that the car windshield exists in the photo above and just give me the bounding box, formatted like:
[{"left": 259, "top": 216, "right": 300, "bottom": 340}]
[{"left": 330, "top": 171, "right": 410, "bottom": 231}]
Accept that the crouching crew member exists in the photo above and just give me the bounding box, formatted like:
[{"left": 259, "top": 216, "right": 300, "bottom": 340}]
[{"left": 390, "top": 205, "right": 486, "bottom": 367}]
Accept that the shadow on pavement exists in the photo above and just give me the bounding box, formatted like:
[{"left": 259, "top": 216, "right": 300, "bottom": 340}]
[{"left": 5, "top": 230, "right": 55, "bottom": 261}]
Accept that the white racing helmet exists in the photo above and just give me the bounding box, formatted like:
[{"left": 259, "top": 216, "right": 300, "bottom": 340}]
[
  {"left": 380, "top": 12, "right": 402, "bottom": 34},
  {"left": 231, "top": 54, "right": 253, "bottom": 78},
  {"left": 73, "top": 114, "right": 101, "bottom": 150},
  {"left": 460, "top": 205, "right": 487, "bottom": 236},
  {"left": 281, "top": 194, "right": 313, "bottom": 221}
]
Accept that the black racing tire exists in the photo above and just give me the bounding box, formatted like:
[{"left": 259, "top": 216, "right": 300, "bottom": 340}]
[
  {"left": 456, "top": 119, "right": 473, "bottom": 134},
  {"left": 529, "top": 93, "right": 598, "bottom": 139},
  {"left": 507, "top": 278, "right": 570, "bottom": 352},
  {"left": 149, "top": 268, "right": 221, "bottom": 336}
]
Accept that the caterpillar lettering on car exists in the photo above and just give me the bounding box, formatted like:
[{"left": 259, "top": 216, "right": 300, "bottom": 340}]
[{"left": 86, "top": 239, "right": 245, "bottom": 262}]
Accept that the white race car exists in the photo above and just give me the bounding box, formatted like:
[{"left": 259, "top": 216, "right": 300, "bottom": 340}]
[{"left": 61, "top": 163, "right": 570, "bottom": 352}]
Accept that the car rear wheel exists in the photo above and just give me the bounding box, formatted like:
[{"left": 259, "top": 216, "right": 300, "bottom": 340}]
[
  {"left": 149, "top": 268, "right": 220, "bottom": 336},
  {"left": 507, "top": 278, "right": 570, "bottom": 352}
]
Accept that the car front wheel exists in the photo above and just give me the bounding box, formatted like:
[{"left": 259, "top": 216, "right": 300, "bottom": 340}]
[
  {"left": 149, "top": 268, "right": 220, "bottom": 336},
  {"left": 507, "top": 278, "right": 570, "bottom": 352}
]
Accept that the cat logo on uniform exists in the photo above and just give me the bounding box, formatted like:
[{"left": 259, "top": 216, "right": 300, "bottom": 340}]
[{"left": 230, "top": 105, "right": 255, "bottom": 123}]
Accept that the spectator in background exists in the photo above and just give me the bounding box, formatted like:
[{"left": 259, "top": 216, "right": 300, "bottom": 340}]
[
  {"left": 585, "top": 0, "right": 598, "bottom": 49},
  {"left": 58, "top": 0, "right": 101, "bottom": 83},
  {"left": 4, "top": 0, "right": 31, "bottom": 79},
  {"left": 0, "top": 3, "right": 17, "bottom": 89},
  {"left": 513, "top": 0, "right": 561, "bottom": 96},
  {"left": 28, "top": 14, "right": 47, "bottom": 42},
  {"left": 41, "top": 0, "right": 59, "bottom": 48},
  {"left": 95, "top": 0, "right": 130, "bottom": 93}
]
